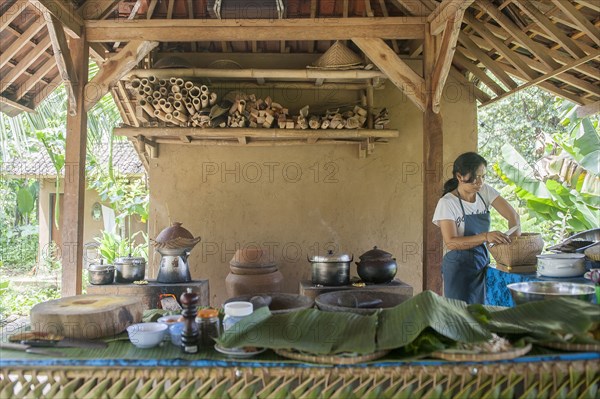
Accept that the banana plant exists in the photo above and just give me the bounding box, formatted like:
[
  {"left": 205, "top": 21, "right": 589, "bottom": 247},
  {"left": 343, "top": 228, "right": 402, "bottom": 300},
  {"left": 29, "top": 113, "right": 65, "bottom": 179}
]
[{"left": 494, "top": 108, "right": 599, "bottom": 236}]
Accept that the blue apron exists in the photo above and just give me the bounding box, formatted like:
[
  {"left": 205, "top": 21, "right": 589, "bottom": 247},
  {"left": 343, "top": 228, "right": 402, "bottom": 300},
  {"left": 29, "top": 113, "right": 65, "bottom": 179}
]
[{"left": 441, "top": 192, "right": 490, "bottom": 304}]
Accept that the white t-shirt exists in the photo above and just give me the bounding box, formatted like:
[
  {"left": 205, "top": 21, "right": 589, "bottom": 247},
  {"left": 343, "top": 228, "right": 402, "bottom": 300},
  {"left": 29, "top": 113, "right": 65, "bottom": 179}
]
[{"left": 432, "top": 183, "right": 500, "bottom": 237}]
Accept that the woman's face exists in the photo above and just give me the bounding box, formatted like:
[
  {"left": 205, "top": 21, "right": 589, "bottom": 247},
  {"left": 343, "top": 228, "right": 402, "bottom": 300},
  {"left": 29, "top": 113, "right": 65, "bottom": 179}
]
[{"left": 457, "top": 164, "right": 486, "bottom": 193}]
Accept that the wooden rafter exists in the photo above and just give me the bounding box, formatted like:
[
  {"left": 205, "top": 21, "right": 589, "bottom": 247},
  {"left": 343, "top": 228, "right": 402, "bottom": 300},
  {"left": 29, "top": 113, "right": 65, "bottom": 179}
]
[
  {"left": 0, "top": 96, "right": 35, "bottom": 115},
  {"left": 391, "top": 0, "right": 434, "bottom": 16},
  {"left": 471, "top": 18, "right": 599, "bottom": 80},
  {"left": 78, "top": 0, "right": 120, "bottom": 20},
  {"left": 453, "top": 50, "right": 506, "bottom": 96},
  {"left": 467, "top": 34, "right": 600, "bottom": 97},
  {"left": 482, "top": 51, "right": 600, "bottom": 106},
  {"left": 147, "top": 0, "right": 158, "bottom": 19},
  {"left": 458, "top": 33, "right": 517, "bottom": 90},
  {"left": 476, "top": 0, "right": 561, "bottom": 70},
  {"left": 32, "top": 74, "right": 61, "bottom": 106},
  {"left": 0, "top": 17, "right": 45, "bottom": 70},
  {"left": 464, "top": 13, "right": 539, "bottom": 80},
  {"left": 85, "top": 17, "right": 427, "bottom": 42},
  {"left": 85, "top": 40, "right": 159, "bottom": 112},
  {"left": 116, "top": 81, "right": 139, "bottom": 127},
  {"left": 1, "top": 1, "right": 28, "bottom": 31},
  {"left": 449, "top": 67, "right": 492, "bottom": 103},
  {"left": 15, "top": 60, "right": 57, "bottom": 101},
  {"left": 113, "top": 0, "right": 142, "bottom": 50},
  {"left": 431, "top": 9, "right": 467, "bottom": 113},
  {"left": 0, "top": 36, "right": 52, "bottom": 94},
  {"left": 550, "top": 0, "right": 600, "bottom": 47},
  {"left": 46, "top": 14, "right": 77, "bottom": 115},
  {"left": 352, "top": 37, "right": 426, "bottom": 111},
  {"left": 493, "top": 61, "right": 590, "bottom": 105},
  {"left": 513, "top": 0, "right": 586, "bottom": 59},
  {"left": 428, "top": 0, "right": 474, "bottom": 35},
  {"left": 28, "top": 0, "right": 83, "bottom": 37}
]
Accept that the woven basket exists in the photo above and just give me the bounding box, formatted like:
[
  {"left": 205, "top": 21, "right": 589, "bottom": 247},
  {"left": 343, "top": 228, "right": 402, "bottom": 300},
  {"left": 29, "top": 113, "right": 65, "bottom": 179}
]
[
  {"left": 488, "top": 233, "right": 544, "bottom": 267},
  {"left": 309, "top": 41, "right": 363, "bottom": 69},
  {"left": 274, "top": 348, "right": 389, "bottom": 364},
  {"left": 584, "top": 243, "right": 600, "bottom": 261}
]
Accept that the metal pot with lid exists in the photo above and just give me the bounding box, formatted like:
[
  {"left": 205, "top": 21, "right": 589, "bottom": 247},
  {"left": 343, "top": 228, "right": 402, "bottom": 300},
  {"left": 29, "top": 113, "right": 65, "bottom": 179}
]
[
  {"left": 115, "top": 255, "right": 146, "bottom": 283},
  {"left": 152, "top": 222, "right": 201, "bottom": 283},
  {"left": 308, "top": 250, "right": 353, "bottom": 286},
  {"left": 356, "top": 246, "right": 397, "bottom": 284},
  {"left": 88, "top": 260, "right": 115, "bottom": 285}
]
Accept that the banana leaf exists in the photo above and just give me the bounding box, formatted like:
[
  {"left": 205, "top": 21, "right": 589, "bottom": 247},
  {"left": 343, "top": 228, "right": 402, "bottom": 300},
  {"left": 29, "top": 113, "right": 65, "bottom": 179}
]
[
  {"left": 467, "top": 299, "right": 600, "bottom": 341},
  {"left": 376, "top": 291, "right": 491, "bottom": 350},
  {"left": 216, "top": 307, "right": 378, "bottom": 355}
]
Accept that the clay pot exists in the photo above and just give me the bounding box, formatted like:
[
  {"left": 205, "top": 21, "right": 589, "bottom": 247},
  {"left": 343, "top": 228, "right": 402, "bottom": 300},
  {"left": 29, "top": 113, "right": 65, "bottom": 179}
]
[
  {"left": 355, "top": 246, "right": 397, "bottom": 284},
  {"left": 225, "top": 271, "right": 283, "bottom": 298}
]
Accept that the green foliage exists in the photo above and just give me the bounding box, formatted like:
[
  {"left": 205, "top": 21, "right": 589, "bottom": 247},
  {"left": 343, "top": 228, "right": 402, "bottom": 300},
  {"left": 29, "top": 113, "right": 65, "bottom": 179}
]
[
  {"left": 16, "top": 187, "right": 34, "bottom": 215},
  {"left": 36, "top": 128, "right": 66, "bottom": 229},
  {"left": 0, "top": 231, "right": 38, "bottom": 272},
  {"left": 94, "top": 230, "right": 148, "bottom": 264},
  {"left": 0, "top": 283, "right": 60, "bottom": 316}
]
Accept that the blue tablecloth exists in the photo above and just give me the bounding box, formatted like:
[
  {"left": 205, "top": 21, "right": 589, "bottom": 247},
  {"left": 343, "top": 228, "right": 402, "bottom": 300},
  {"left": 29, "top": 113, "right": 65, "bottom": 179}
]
[{"left": 485, "top": 265, "right": 593, "bottom": 307}]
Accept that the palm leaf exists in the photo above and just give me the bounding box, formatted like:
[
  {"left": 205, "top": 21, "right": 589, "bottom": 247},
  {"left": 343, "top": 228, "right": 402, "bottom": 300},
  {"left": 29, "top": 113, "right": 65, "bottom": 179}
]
[
  {"left": 216, "top": 306, "right": 378, "bottom": 355},
  {"left": 376, "top": 291, "right": 491, "bottom": 350}
]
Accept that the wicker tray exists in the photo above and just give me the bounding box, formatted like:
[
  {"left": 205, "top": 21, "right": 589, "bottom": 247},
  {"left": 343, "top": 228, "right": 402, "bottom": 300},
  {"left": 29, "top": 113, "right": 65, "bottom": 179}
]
[
  {"left": 431, "top": 344, "right": 532, "bottom": 362},
  {"left": 540, "top": 341, "right": 600, "bottom": 352},
  {"left": 274, "top": 348, "right": 389, "bottom": 364}
]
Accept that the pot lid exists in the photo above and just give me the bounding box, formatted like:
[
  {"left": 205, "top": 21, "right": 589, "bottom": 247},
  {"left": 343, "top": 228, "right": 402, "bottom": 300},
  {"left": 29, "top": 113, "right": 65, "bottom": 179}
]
[
  {"left": 359, "top": 246, "right": 394, "bottom": 261},
  {"left": 115, "top": 256, "right": 146, "bottom": 264},
  {"left": 308, "top": 250, "right": 352, "bottom": 262},
  {"left": 152, "top": 222, "right": 201, "bottom": 251},
  {"left": 156, "top": 222, "right": 194, "bottom": 242}
]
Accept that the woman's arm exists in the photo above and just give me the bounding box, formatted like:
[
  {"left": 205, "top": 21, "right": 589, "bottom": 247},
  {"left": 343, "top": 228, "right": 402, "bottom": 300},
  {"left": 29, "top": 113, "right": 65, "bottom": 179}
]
[
  {"left": 438, "top": 219, "right": 510, "bottom": 250},
  {"left": 491, "top": 196, "right": 521, "bottom": 236}
]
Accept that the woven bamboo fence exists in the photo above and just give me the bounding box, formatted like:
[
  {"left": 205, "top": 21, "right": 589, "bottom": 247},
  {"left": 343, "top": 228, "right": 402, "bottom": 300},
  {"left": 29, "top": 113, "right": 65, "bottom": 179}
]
[{"left": 1, "top": 359, "right": 598, "bottom": 398}]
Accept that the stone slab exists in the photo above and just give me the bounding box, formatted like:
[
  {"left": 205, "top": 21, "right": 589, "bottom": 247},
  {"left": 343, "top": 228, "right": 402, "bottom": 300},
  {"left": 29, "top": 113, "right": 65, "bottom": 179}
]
[{"left": 299, "top": 279, "right": 413, "bottom": 300}]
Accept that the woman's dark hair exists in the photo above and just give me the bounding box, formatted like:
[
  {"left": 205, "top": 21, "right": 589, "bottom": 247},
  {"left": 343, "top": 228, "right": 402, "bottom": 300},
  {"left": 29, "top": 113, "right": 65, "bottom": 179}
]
[{"left": 442, "top": 152, "right": 487, "bottom": 196}]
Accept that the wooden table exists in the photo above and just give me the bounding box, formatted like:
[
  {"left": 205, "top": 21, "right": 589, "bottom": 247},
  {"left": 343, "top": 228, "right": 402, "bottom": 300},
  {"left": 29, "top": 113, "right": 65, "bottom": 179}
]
[{"left": 299, "top": 278, "right": 413, "bottom": 300}]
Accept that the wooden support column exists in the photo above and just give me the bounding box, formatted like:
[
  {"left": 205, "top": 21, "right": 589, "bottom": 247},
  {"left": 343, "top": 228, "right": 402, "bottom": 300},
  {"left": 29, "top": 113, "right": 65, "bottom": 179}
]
[
  {"left": 422, "top": 24, "right": 444, "bottom": 294},
  {"left": 61, "top": 34, "right": 89, "bottom": 297}
]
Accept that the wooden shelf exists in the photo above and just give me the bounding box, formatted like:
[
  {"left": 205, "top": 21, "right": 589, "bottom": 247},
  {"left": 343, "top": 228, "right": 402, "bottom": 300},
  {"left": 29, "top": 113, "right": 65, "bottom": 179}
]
[{"left": 115, "top": 127, "right": 399, "bottom": 158}]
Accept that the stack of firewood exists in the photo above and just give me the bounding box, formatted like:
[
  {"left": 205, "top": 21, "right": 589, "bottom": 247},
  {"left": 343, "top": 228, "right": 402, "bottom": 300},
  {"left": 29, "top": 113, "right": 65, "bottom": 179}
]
[
  {"left": 129, "top": 76, "right": 218, "bottom": 127},
  {"left": 128, "top": 78, "right": 373, "bottom": 130}
]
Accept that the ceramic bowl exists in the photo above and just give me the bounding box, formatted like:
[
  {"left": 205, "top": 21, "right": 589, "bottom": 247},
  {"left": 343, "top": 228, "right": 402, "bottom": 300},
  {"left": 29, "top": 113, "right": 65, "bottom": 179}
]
[
  {"left": 127, "top": 322, "right": 168, "bottom": 349},
  {"left": 157, "top": 315, "right": 182, "bottom": 326}
]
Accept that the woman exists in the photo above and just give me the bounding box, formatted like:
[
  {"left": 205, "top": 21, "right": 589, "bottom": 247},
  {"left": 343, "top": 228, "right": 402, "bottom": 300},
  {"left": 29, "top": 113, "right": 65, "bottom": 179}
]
[{"left": 432, "top": 152, "right": 520, "bottom": 304}]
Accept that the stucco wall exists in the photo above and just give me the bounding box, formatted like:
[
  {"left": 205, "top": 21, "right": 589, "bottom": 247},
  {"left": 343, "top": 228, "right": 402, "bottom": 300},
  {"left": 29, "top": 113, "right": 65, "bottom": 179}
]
[{"left": 148, "top": 69, "right": 477, "bottom": 306}]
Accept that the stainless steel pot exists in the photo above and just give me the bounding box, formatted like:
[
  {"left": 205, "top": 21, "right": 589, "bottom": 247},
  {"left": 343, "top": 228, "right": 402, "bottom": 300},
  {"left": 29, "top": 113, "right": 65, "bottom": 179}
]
[
  {"left": 308, "top": 250, "right": 353, "bottom": 286},
  {"left": 115, "top": 256, "right": 146, "bottom": 283},
  {"left": 536, "top": 253, "right": 586, "bottom": 277},
  {"left": 88, "top": 263, "right": 115, "bottom": 285}
]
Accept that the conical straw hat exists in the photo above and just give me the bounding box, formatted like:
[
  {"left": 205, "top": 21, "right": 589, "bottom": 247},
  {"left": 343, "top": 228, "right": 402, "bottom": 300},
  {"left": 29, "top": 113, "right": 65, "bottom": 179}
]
[{"left": 309, "top": 41, "right": 363, "bottom": 69}]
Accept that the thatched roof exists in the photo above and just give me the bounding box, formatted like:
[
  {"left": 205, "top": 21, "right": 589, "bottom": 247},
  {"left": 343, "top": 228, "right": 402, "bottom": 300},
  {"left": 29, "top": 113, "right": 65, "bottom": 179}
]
[{"left": 0, "top": 0, "right": 598, "bottom": 118}]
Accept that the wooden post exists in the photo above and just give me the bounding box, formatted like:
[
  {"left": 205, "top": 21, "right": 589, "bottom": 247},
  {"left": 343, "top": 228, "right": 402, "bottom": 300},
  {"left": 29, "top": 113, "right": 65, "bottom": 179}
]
[
  {"left": 422, "top": 25, "right": 444, "bottom": 294},
  {"left": 61, "top": 34, "right": 89, "bottom": 297}
]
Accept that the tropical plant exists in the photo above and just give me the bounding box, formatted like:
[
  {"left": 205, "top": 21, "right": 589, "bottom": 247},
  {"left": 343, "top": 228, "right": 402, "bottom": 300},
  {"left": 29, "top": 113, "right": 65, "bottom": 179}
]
[
  {"left": 494, "top": 106, "right": 599, "bottom": 239},
  {"left": 94, "top": 230, "right": 148, "bottom": 264}
]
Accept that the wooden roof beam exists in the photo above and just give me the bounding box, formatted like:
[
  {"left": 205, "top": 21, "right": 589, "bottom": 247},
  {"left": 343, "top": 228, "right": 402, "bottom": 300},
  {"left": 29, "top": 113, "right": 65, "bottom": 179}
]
[
  {"left": 487, "top": 61, "right": 590, "bottom": 105},
  {"left": 473, "top": 18, "right": 600, "bottom": 80},
  {"left": 576, "top": 101, "right": 600, "bottom": 117},
  {"left": 0, "top": 36, "right": 52, "bottom": 94},
  {"left": 78, "top": 0, "right": 120, "bottom": 20},
  {"left": 0, "top": 95, "right": 35, "bottom": 115},
  {"left": 46, "top": 14, "right": 77, "bottom": 115},
  {"left": 449, "top": 67, "right": 492, "bottom": 103},
  {"left": 431, "top": 9, "right": 467, "bottom": 113},
  {"left": 85, "top": 40, "right": 158, "bottom": 112},
  {"left": 15, "top": 59, "right": 57, "bottom": 101},
  {"left": 458, "top": 33, "right": 517, "bottom": 90},
  {"left": 550, "top": 0, "right": 600, "bottom": 47},
  {"left": 31, "top": 74, "right": 61, "bottom": 106},
  {"left": 85, "top": 17, "right": 427, "bottom": 42},
  {"left": 476, "top": 0, "right": 562, "bottom": 70},
  {"left": 428, "top": 0, "right": 474, "bottom": 35},
  {"left": 463, "top": 14, "right": 539, "bottom": 80},
  {"left": 514, "top": 0, "right": 586, "bottom": 59},
  {"left": 0, "top": 17, "right": 45, "bottom": 70},
  {"left": 352, "top": 37, "right": 426, "bottom": 112},
  {"left": 391, "top": 0, "right": 435, "bottom": 15},
  {"left": 453, "top": 50, "right": 506, "bottom": 96},
  {"left": 483, "top": 51, "right": 600, "bottom": 106},
  {"left": 28, "top": 0, "right": 83, "bottom": 37},
  {"left": 1, "top": 1, "right": 29, "bottom": 31}
]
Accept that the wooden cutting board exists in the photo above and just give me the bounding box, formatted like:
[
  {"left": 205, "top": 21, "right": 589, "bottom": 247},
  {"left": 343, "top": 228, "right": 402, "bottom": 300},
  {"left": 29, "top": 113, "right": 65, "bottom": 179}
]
[{"left": 30, "top": 295, "right": 143, "bottom": 339}]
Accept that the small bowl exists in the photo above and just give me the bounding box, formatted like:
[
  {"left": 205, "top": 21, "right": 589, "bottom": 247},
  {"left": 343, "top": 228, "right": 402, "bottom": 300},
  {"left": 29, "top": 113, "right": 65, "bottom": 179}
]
[
  {"left": 507, "top": 281, "right": 595, "bottom": 305},
  {"left": 157, "top": 315, "right": 182, "bottom": 326},
  {"left": 126, "top": 322, "right": 168, "bottom": 349},
  {"left": 169, "top": 322, "right": 185, "bottom": 346}
]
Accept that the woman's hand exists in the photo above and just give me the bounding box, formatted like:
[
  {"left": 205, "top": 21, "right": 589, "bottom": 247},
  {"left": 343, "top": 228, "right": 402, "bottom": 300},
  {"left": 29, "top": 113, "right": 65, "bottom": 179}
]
[{"left": 485, "top": 231, "right": 511, "bottom": 245}]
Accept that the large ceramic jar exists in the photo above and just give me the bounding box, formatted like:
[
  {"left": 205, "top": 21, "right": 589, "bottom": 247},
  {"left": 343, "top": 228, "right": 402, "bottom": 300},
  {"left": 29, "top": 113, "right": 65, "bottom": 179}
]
[
  {"left": 355, "top": 246, "right": 397, "bottom": 284},
  {"left": 225, "top": 248, "right": 283, "bottom": 297}
]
